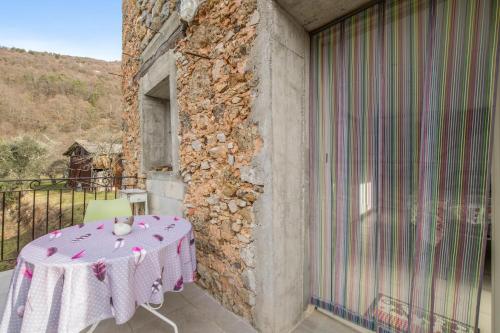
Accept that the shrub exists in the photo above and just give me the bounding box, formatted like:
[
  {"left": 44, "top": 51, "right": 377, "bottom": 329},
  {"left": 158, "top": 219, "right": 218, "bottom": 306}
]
[{"left": 0, "top": 136, "right": 47, "bottom": 179}]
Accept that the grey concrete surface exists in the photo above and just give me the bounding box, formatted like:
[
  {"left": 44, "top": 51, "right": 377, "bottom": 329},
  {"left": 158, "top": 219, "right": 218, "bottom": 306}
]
[
  {"left": 139, "top": 46, "right": 184, "bottom": 218},
  {"left": 146, "top": 171, "right": 184, "bottom": 216},
  {"left": 293, "top": 311, "right": 364, "bottom": 333},
  {"left": 275, "top": 0, "right": 372, "bottom": 31},
  {"left": 4, "top": 269, "right": 489, "bottom": 332},
  {"left": 91, "top": 283, "right": 256, "bottom": 333},
  {"left": 250, "top": 1, "right": 310, "bottom": 332},
  {"left": 141, "top": 95, "right": 172, "bottom": 171},
  {"left": 0, "top": 269, "right": 13, "bottom": 317},
  {"left": 139, "top": 49, "right": 181, "bottom": 174},
  {"left": 140, "top": 12, "right": 182, "bottom": 64},
  {"left": 0, "top": 279, "right": 256, "bottom": 333},
  {"left": 492, "top": 71, "right": 500, "bottom": 333},
  {"left": 479, "top": 273, "right": 492, "bottom": 333},
  {"left": 0, "top": 272, "right": 362, "bottom": 333}
]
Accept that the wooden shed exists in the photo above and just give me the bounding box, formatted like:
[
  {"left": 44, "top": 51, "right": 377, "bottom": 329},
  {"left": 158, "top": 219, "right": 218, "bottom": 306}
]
[{"left": 63, "top": 140, "right": 123, "bottom": 189}]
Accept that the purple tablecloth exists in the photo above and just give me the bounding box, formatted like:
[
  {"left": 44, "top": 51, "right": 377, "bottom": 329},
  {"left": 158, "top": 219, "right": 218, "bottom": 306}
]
[{"left": 0, "top": 215, "right": 196, "bottom": 333}]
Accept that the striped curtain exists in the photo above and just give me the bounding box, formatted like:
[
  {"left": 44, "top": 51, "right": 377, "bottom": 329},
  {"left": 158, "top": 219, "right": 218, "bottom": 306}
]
[{"left": 310, "top": 0, "right": 499, "bottom": 332}]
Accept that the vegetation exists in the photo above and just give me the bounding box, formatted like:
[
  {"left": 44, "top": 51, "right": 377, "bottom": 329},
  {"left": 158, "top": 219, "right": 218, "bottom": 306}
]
[
  {"left": 0, "top": 136, "right": 47, "bottom": 179},
  {"left": 0, "top": 47, "right": 124, "bottom": 271},
  {"left": 0, "top": 189, "right": 122, "bottom": 271},
  {"left": 0, "top": 46, "right": 122, "bottom": 168},
  {"left": 0, "top": 137, "right": 48, "bottom": 206}
]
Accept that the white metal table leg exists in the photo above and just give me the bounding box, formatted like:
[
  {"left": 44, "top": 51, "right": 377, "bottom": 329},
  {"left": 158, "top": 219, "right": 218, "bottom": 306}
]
[
  {"left": 87, "top": 321, "right": 99, "bottom": 333},
  {"left": 141, "top": 304, "right": 178, "bottom": 333}
]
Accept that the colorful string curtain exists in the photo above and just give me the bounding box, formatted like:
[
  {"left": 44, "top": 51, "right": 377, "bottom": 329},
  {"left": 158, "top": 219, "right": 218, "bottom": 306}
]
[{"left": 309, "top": 0, "right": 499, "bottom": 332}]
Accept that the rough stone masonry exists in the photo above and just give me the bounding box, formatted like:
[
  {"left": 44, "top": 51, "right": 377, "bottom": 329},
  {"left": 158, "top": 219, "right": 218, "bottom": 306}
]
[{"left": 122, "top": 0, "right": 261, "bottom": 323}]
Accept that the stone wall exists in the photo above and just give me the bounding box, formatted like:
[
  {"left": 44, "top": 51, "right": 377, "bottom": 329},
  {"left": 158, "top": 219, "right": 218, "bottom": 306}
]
[
  {"left": 122, "top": 0, "right": 260, "bottom": 323},
  {"left": 122, "top": 0, "right": 175, "bottom": 180}
]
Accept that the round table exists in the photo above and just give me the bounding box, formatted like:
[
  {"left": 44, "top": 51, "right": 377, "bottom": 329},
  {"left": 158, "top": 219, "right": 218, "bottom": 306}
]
[{"left": 0, "top": 215, "right": 196, "bottom": 333}]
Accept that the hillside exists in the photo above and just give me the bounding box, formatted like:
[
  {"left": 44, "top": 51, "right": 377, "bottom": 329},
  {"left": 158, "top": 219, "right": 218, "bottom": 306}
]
[{"left": 0, "top": 47, "right": 122, "bottom": 171}]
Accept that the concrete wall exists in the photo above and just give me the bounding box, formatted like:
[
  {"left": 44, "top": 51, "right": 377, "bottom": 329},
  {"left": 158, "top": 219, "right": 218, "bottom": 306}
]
[
  {"left": 492, "top": 81, "right": 499, "bottom": 333},
  {"left": 141, "top": 96, "right": 171, "bottom": 171},
  {"left": 139, "top": 44, "right": 184, "bottom": 216},
  {"left": 251, "top": 1, "right": 310, "bottom": 331},
  {"left": 139, "top": 48, "right": 181, "bottom": 174},
  {"left": 146, "top": 171, "right": 184, "bottom": 216},
  {"left": 274, "top": 0, "right": 372, "bottom": 31}
]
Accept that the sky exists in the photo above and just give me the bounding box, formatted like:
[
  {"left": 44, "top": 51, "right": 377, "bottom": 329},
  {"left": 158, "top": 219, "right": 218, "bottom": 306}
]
[{"left": 0, "top": 0, "right": 122, "bottom": 61}]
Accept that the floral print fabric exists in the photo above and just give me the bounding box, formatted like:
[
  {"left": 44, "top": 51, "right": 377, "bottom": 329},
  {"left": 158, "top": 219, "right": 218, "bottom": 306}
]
[{"left": 0, "top": 215, "right": 196, "bottom": 333}]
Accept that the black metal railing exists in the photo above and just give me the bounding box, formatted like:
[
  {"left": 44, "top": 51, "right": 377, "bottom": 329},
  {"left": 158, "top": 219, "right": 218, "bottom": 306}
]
[{"left": 0, "top": 176, "right": 142, "bottom": 269}]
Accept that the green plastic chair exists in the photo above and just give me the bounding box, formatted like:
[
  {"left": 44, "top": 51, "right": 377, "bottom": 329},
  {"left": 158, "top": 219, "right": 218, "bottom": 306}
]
[{"left": 83, "top": 198, "right": 132, "bottom": 223}]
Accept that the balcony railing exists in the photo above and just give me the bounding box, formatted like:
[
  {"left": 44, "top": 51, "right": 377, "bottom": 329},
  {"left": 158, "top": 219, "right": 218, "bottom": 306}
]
[{"left": 0, "top": 176, "right": 141, "bottom": 270}]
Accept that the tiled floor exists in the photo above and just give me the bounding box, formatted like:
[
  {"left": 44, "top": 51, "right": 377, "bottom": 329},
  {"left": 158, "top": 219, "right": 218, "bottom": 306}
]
[
  {"left": 88, "top": 283, "right": 256, "bottom": 333},
  {"left": 89, "top": 285, "right": 361, "bottom": 333},
  {"left": 0, "top": 269, "right": 12, "bottom": 318},
  {"left": 0, "top": 269, "right": 255, "bottom": 333},
  {"left": 293, "top": 310, "right": 365, "bottom": 333},
  {"left": 0, "top": 267, "right": 357, "bottom": 333},
  {"left": 0, "top": 268, "right": 492, "bottom": 333},
  {"left": 0, "top": 272, "right": 362, "bottom": 333}
]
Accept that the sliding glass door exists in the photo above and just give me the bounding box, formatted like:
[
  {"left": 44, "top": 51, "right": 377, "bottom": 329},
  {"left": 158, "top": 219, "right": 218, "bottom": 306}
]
[{"left": 310, "top": 0, "right": 499, "bottom": 331}]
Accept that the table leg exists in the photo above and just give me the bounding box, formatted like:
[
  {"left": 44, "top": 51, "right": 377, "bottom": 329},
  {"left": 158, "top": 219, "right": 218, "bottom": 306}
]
[
  {"left": 141, "top": 304, "right": 178, "bottom": 333},
  {"left": 87, "top": 321, "right": 99, "bottom": 333}
]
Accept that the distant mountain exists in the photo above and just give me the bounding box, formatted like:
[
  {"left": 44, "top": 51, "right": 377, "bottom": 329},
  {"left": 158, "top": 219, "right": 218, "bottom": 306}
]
[{"left": 0, "top": 47, "right": 122, "bottom": 169}]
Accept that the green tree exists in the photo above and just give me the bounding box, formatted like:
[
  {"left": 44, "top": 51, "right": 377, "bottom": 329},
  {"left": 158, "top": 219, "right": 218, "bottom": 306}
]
[
  {"left": 44, "top": 159, "right": 69, "bottom": 180},
  {"left": 0, "top": 136, "right": 47, "bottom": 179}
]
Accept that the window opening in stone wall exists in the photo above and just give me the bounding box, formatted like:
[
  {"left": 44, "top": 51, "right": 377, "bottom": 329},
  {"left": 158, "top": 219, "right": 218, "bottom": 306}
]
[{"left": 142, "top": 76, "right": 172, "bottom": 173}]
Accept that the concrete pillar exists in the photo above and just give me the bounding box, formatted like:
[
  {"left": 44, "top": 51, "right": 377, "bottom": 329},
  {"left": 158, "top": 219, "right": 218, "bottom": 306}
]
[{"left": 251, "top": 1, "right": 310, "bottom": 331}]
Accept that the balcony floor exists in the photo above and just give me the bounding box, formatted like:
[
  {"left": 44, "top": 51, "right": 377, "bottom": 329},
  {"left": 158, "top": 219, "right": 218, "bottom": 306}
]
[
  {"left": 4, "top": 266, "right": 491, "bottom": 333},
  {"left": 0, "top": 269, "right": 255, "bottom": 333},
  {"left": 0, "top": 269, "right": 360, "bottom": 333},
  {"left": 90, "top": 283, "right": 256, "bottom": 333}
]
